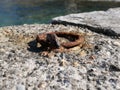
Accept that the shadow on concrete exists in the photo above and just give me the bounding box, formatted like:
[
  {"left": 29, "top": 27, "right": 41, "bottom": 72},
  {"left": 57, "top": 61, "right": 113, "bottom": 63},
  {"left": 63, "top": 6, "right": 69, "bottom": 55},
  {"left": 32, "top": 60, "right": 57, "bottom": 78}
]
[{"left": 27, "top": 40, "right": 45, "bottom": 53}]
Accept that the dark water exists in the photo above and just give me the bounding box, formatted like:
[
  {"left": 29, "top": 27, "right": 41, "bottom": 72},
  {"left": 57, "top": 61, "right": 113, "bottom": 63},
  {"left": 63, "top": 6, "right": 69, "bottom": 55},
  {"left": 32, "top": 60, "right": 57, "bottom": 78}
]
[{"left": 0, "top": 0, "right": 120, "bottom": 27}]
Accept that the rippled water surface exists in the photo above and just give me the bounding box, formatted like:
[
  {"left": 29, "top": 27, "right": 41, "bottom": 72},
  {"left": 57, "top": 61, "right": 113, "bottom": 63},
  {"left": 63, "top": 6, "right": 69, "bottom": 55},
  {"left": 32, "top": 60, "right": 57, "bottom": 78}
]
[{"left": 0, "top": 0, "right": 120, "bottom": 27}]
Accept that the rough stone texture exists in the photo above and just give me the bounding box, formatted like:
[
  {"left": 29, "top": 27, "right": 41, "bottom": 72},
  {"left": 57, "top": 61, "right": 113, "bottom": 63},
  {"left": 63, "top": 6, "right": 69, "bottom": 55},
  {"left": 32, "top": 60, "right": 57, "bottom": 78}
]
[
  {"left": 0, "top": 24, "right": 120, "bottom": 90},
  {"left": 52, "top": 8, "right": 120, "bottom": 37}
]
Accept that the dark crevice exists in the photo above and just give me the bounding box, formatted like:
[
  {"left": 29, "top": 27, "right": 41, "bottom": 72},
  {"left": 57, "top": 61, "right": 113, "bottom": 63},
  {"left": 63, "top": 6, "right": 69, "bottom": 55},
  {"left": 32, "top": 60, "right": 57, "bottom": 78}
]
[
  {"left": 109, "top": 65, "right": 120, "bottom": 72},
  {"left": 52, "top": 20, "right": 120, "bottom": 38}
]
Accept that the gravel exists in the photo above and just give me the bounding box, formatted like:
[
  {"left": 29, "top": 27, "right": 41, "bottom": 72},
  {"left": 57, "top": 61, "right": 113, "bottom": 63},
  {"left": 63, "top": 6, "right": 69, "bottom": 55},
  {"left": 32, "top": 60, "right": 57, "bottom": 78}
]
[{"left": 0, "top": 24, "right": 120, "bottom": 90}]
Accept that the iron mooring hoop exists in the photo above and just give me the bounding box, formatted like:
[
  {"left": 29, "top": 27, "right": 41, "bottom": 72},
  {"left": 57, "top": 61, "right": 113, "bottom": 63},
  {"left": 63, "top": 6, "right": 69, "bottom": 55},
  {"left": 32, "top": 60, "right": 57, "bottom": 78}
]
[{"left": 36, "top": 31, "right": 85, "bottom": 49}]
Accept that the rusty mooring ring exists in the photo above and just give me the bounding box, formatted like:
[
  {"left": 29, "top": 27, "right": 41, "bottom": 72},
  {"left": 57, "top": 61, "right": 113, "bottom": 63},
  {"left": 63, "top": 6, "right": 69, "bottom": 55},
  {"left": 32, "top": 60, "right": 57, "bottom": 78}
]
[{"left": 36, "top": 31, "right": 85, "bottom": 48}]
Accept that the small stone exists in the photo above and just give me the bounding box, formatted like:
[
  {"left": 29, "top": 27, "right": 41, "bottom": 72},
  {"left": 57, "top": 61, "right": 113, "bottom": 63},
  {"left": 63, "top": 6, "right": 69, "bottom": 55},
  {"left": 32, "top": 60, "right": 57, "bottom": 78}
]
[
  {"left": 80, "top": 50, "right": 87, "bottom": 57},
  {"left": 105, "top": 51, "right": 111, "bottom": 57},
  {"left": 11, "top": 86, "right": 16, "bottom": 90},
  {"left": 79, "top": 66, "right": 87, "bottom": 74},
  {"left": 38, "top": 82, "right": 47, "bottom": 88},
  {"left": 47, "top": 52, "right": 55, "bottom": 58},
  {"left": 112, "top": 41, "right": 120, "bottom": 47},
  {"left": 27, "top": 86, "right": 35, "bottom": 90},
  {"left": 89, "top": 55, "right": 96, "bottom": 60},
  {"left": 37, "top": 43, "right": 41, "bottom": 47},
  {"left": 59, "top": 59, "right": 68, "bottom": 66},
  {"left": 82, "top": 43, "right": 93, "bottom": 49},
  {"left": 71, "top": 46, "right": 80, "bottom": 51},
  {"left": 0, "top": 48, "right": 5, "bottom": 53},
  {"left": 16, "top": 84, "right": 25, "bottom": 90},
  {"left": 73, "top": 61, "right": 79, "bottom": 67},
  {"left": 40, "top": 51, "right": 49, "bottom": 57}
]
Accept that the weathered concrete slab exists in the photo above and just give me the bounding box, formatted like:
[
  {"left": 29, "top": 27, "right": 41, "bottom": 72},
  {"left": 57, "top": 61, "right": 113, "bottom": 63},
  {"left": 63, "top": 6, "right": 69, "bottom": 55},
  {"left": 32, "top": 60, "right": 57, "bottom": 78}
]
[{"left": 52, "top": 8, "right": 120, "bottom": 36}]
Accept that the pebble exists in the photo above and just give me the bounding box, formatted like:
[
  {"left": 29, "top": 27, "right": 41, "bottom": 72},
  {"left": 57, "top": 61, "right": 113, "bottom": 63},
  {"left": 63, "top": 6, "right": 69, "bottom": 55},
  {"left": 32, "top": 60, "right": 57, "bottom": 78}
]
[
  {"left": 72, "top": 61, "right": 79, "bottom": 67},
  {"left": 89, "top": 55, "right": 96, "bottom": 60},
  {"left": 112, "top": 41, "right": 120, "bottom": 47},
  {"left": 79, "top": 50, "right": 87, "bottom": 57},
  {"left": 59, "top": 59, "right": 68, "bottom": 66},
  {"left": 0, "top": 48, "right": 5, "bottom": 53},
  {"left": 79, "top": 66, "right": 87, "bottom": 74},
  {"left": 16, "top": 84, "right": 25, "bottom": 90},
  {"left": 38, "top": 82, "right": 47, "bottom": 88}
]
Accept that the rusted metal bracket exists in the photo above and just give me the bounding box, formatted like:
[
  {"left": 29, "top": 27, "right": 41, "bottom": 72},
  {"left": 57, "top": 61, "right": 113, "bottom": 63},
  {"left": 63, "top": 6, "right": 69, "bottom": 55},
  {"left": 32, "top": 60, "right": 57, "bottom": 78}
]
[{"left": 36, "top": 31, "right": 85, "bottom": 49}]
